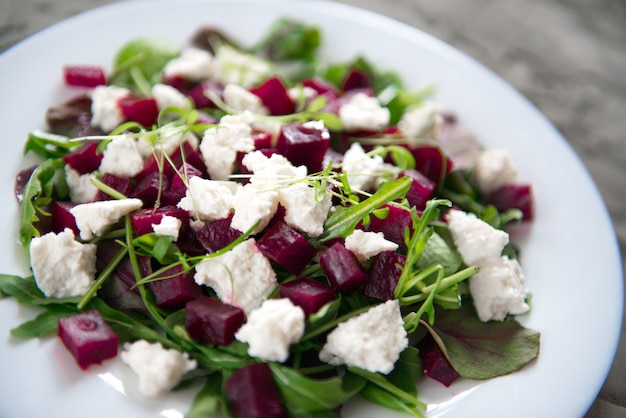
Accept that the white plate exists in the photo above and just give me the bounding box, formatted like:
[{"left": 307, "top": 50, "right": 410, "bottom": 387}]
[{"left": 0, "top": 1, "right": 622, "bottom": 417}]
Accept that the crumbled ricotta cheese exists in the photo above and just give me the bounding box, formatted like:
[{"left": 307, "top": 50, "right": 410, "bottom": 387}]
[
  {"left": 222, "top": 83, "right": 269, "bottom": 115},
  {"left": 194, "top": 238, "right": 277, "bottom": 314},
  {"left": 213, "top": 44, "right": 273, "bottom": 88},
  {"left": 29, "top": 228, "right": 97, "bottom": 298},
  {"left": 241, "top": 151, "right": 307, "bottom": 185},
  {"left": 319, "top": 299, "right": 408, "bottom": 374},
  {"left": 397, "top": 102, "right": 442, "bottom": 138},
  {"left": 469, "top": 256, "right": 530, "bottom": 321},
  {"left": 70, "top": 198, "right": 143, "bottom": 240},
  {"left": 278, "top": 182, "right": 332, "bottom": 237},
  {"left": 235, "top": 298, "right": 305, "bottom": 362},
  {"left": 152, "top": 215, "right": 182, "bottom": 241},
  {"left": 231, "top": 184, "right": 279, "bottom": 234},
  {"left": 65, "top": 166, "right": 97, "bottom": 203},
  {"left": 474, "top": 149, "right": 518, "bottom": 194},
  {"left": 163, "top": 47, "right": 214, "bottom": 82},
  {"left": 120, "top": 340, "right": 197, "bottom": 397},
  {"left": 344, "top": 229, "right": 399, "bottom": 262},
  {"left": 151, "top": 83, "right": 192, "bottom": 111},
  {"left": 90, "top": 85, "right": 130, "bottom": 132},
  {"left": 176, "top": 177, "right": 236, "bottom": 222},
  {"left": 98, "top": 135, "right": 144, "bottom": 178},
  {"left": 199, "top": 114, "right": 255, "bottom": 181},
  {"left": 446, "top": 209, "right": 509, "bottom": 266},
  {"left": 287, "top": 85, "right": 317, "bottom": 103},
  {"left": 339, "top": 92, "right": 390, "bottom": 132},
  {"left": 341, "top": 142, "right": 398, "bottom": 192}
]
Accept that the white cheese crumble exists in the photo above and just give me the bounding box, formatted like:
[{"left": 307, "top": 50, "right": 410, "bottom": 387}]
[
  {"left": 213, "top": 44, "right": 273, "bottom": 88},
  {"left": 152, "top": 215, "right": 182, "bottom": 241},
  {"left": 176, "top": 177, "right": 236, "bottom": 222},
  {"left": 278, "top": 182, "right": 332, "bottom": 237},
  {"left": 235, "top": 298, "right": 305, "bottom": 362},
  {"left": 241, "top": 150, "right": 307, "bottom": 185},
  {"left": 70, "top": 198, "right": 143, "bottom": 240},
  {"left": 29, "top": 228, "right": 97, "bottom": 298},
  {"left": 222, "top": 83, "right": 269, "bottom": 115},
  {"left": 90, "top": 85, "right": 130, "bottom": 132},
  {"left": 319, "top": 299, "right": 408, "bottom": 374},
  {"left": 65, "top": 166, "right": 97, "bottom": 203},
  {"left": 469, "top": 256, "right": 530, "bottom": 322},
  {"left": 120, "top": 340, "right": 197, "bottom": 398},
  {"left": 231, "top": 184, "right": 279, "bottom": 234},
  {"left": 199, "top": 113, "right": 255, "bottom": 181},
  {"left": 163, "top": 47, "right": 215, "bottom": 82},
  {"left": 397, "top": 102, "right": 442, "bottom": 138},
  {"left": 194, "top": 238, "right": 277, "bottom": 314},
  {"left": 339, "top": 92, "right": 390, "bottom": 132},
  {"left": 341, "top": 142, "right": 398, "bottom": 192},
  {"left": 151, "top": 83, "right": 192, "bottom": 111},
  {"left": 98, "top": 135, "right": 144, "bottom": 178},
  {"left": 446, "top": 209, "right": 509, "bottom": 266},
  {"left": 474, "top": 149, "right": 518, "bottom": 194},
  {"left": 344, "top": 229, "right": 399, "bottom": 262}
]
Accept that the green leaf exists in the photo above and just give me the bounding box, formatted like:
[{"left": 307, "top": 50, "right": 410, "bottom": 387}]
[
  {"left": 133, "top": 233, "right": 183, "bottom": 265},
  {"left": 254, "top": 18, "right": 321, "bottom": 61},
  {"left": 23, "top": 130, "right": 80, "bottom": 159},
  {"left": 430, "top": 303, "right": 540, "bottom": 380},
  {"left": 0, "top": 275, "right": 44, "bottom": 305},
  {"left": 184, "top": 376, "right": 226, "bottom": 418},
  {"left": 10, "top": 305, "right": 78, "bottom": 339},
  {"left": 270, "top": 364, "right": 366, "bottom": 413},
  {"left": 317, "top": 177, "right": 412, "bottom": 243},
  {"left": 360, "top": 383, "right": 424, "bottom": 417}
]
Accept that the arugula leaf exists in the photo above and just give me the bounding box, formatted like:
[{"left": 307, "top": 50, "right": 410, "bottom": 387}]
[
  {"left": 185, "top": 376, "right": 227, "bottom": 418},
  {"left": 254, "top": 17, "right": 321, "bottom": 61},
  {"left": 23, "top": 130, "right": 81, "bottom": 159},
  {"left": 10, "top": 305, "right": 77, "bottom": 339},
  {"left": 19, "top": 158, "right": 65, "bottom": 250},
  {"left": 429, "top": 303, "right": 540, "bottom": 380}
]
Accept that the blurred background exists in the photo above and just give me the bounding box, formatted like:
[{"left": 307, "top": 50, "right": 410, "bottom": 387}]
[{"left": 1, "top": 0, "right": 624, "bottom": 416}]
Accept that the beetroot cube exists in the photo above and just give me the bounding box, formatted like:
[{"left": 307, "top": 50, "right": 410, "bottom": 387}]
[
  {"left": 185, "top": 296, "right": 245, "bottom": 346},
  {"left": 301, "top": 77, "right": 338, "bottom": 96},
  {"left": 118, "top": 96, "right": 159, "bottom": 129},
  {"left": 410, "top": 145, "right": 453, "bottom": 185},
  {"left": 256, "top": 221, "right": 317, "bottom": 275},
  {"left": 94, "top": 173, "right": 131, "bottom": 201},
  {"left": 63, "top": 65, "right": 107, "bottom": 88},
  {"left": 51, "top": 201, "right": 80, "bottom": 235},
  {"left": 279, "top": 278, "right": 335, "bottom": 316},
  {"left": 487, "top": 184, "right": 534, "bottom": 221},
  {"left": 130, "top": 170, "right": 171, "bottom": 207},
  {"left": 363, "top": 251, "right": 406, "bottom": 301},
  {"left": 188, "top": 80, "right": 224, "bottom": 109},
  {"left": 46, "top": 94, "right": 103, "bottom": 138},
  {"left": 277, "top": 122, "right": 330, "bottom": 173},
  {"left": 402, "top": 169, "right": 436, "bottom": 211},
  {"left": 162, "top": 162, "right": 204, "bottom": 205},
  {"left": 149, "top": 265, "right": 202, "bottom": 310},
  {"left": 57, "top": 310, "right": 119, "bottom": 370},
  {"left": 62, "top": 141, "right": 102, "bottom": 174},
  {"left": 250, "top": 76, "right": 295, "bottom": 116},
  {"left": 341, "top": 68, "right": 371, "bottom": 92},
  {"left": 130, "top": 206, "right": 189, "bottom": 236},
  {"left": 225, "top": 363, "right": 288, "bottom": 418},
  {"left": 319, "top": 242, "right": 369, "bottom": 294},
  {"left": 195, "top": 215, "right": 243, "bottom": 253},
  {"left": 419, "top": 335, "right": 461, "bottom": 387},
  {"left": 253, "top": 131, "right": 273, "bottom": 149},
  {"left": 365, "top": 204, "right": 412, "bottom": 248}
]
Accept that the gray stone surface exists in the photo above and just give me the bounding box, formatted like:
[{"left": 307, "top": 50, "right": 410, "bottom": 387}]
[{"left": 1, "top": 0, "right": 624, "bottom": 417}]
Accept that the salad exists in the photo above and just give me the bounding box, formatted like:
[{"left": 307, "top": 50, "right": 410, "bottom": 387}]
[{"left": 0, "top": 17, "right": 539, "bottom": 418}]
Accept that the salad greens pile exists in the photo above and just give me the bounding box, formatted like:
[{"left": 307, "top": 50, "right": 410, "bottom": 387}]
[{"left": 0, "top": 17, "right": 539, "bottom": 418}]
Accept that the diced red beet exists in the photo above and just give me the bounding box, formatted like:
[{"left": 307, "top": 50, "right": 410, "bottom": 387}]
[
  {"left": 195, "top": 215, "right": 243, "bottom": 253},
  {"left": 62, "top": 141, "right": 103, "bottom": 174},
  {"left": 487, "top": 184, "right": 534, "bottom": 221},
  {"left": 164, "top": 74, "right": 191, "bottom": 93},
  {"left": 118, "top": 96, "right": 159, "bottom": 129},
  {"left": 225, "top": 363, "right": 288, "bottom": 418},
  {"left": 363, "top": 251, "right": 406, "bottom": 301},
  {"left": 410, "top": 145, "right": 453, "bottom": 185},
  {"left": 149, "top": 265, "right": 202, "bottom": 310},
  {"left": 341, "top": 68, "right": 372, "bottom": 92},
  {"left": 94, "top": 173, "right": 131, "bottom": 201},
  {"left": 162, "top": 163, "right": 204, "bottom": 206},
  {"left": 419, "top": 334, "right": 461, "bottom": 387},
  {"left": 57, "top": 310, "right": 118, "bottom": 370},
  {"left": 277, "top": 122, "right": 330, "bottom": 173},
  {"left": 185, "top": 295, "right": 245, "bottom": 346},
  {"left": 188, "top": 80, "right": 224, "bottom": 109},
  {"left": 50, "top": 201, "right": 80, "bottom": 235},
  {"left": 250, "top": 76, "right": 296, "bottom": 116},
  {"left": 45, "top": 94, "right": 104, "bottom": 138},
  {"left": 319, "top": 242, "right": 369, "bottom": 294},
  {"left": 130, "top": 206, "right": 189, "bottom": 236},
  {"left": 130, "top": 171, "right": 171, "bottom": 207},
  {"left": 402, "top": 169, "right": 436, "bottom": 211},
  {"left": 364, "top": 204, "right": 412, "bottom": 248},
  {"left": 253, "top": 131, "right": 273, "bottom": 149},
  {"left": 98, "top": 271, "right": 148, "bottom": 313},
  {"left": 256, "top": 221, "right": 317, "bottom": 275},
  {"left": 279, "top": 278, "right": 336, "bottom": 317},
  {"left": 63, "top": 65, "right": 107, "bottom": 88},
  {"left": 302, "top": 77, "right": 338, "bottom": 96}
]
